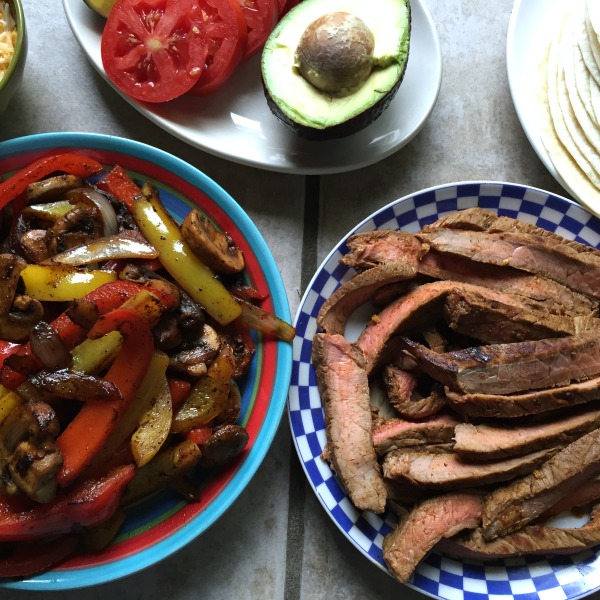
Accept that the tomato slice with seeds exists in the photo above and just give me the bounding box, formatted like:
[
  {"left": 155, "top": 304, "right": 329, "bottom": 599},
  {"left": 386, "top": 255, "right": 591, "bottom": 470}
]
[
  {"left": 239, "top": 0, "right": 279, "bottom": 59},
  {"left": 187, "top": 0, "right": 248, "bottom": 96},
  {"left": 101, "top": 0, "right": 208, "bottom": 103}
]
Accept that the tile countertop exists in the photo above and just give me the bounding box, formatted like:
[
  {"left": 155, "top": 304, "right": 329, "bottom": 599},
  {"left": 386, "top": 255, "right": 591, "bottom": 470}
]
[{"left": 0, "top": 0, "right": 592, "bottom": 599}]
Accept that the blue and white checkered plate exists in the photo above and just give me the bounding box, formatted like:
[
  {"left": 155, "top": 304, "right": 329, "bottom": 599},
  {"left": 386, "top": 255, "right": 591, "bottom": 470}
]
[{"left": 288, "top": 182, "right": 600, "bottom": 600}]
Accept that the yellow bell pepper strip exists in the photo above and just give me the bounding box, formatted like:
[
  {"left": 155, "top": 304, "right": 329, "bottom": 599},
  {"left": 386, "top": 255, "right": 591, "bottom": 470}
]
[
  {"left": 0, "top": 387, "right": 24, "bottom": 425},
  {"left": 21, "top": 264, "right": 117, "bottom": 302},
  {"left": 0, "top": 153, "right": 104, "bottom": 211},
  {"left": 71, "top": 330, "right": 123, "bottom": 374},
  {"left": 121, "top": 440, "right": 200, "bottom": 506},
  {"left": 22, "top": 199, "right": 79, "bottom": 220},
  {"left": 236, "top": 297, "right": 296, "bottom": 342},
  {"left": 88, "top": 350, "right": 169, "bottom": 473},
  {"left": 131, "top": 374, "right": 172, "bottom": 467},
  {"left": 56, "top": 309, "right": 154, "bottom": 487},
  {"left": 133, "top": 184, "right": 241, "bottom": 326},
  {"left": 0, "top": 464, "right": 135, "bottom": 542}
]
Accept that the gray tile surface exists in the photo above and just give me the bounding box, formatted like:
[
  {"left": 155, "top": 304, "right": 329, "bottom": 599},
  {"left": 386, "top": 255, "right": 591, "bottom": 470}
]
[{"left": 1, "top": 0, "right": 599, "bottom": 598}]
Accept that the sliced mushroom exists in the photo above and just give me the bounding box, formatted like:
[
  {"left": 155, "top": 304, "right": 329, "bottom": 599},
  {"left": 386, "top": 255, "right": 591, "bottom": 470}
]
[
  {"left": 169, "top": 324, "right": 221, "bottom": 377},
  {"left": 0, "top": 400, "right": 63, "bottom": 503},
  {"left": 26, "top": 174, "right": 84, "bottom": 204},
  {"left": 181, "top": 209, "right": 245, "bottom": 275},
  {"left": 20, "top": 229, "right": 51, "bottom": 263},
  {"left": 0, "top": 254, "right": 44, "bottom": 342},
  {"left": 197, "top": 424, "right": 249, "bottom": 469},
  {"left": 45, "top": 205, "right": 103, "bottom": 256}
]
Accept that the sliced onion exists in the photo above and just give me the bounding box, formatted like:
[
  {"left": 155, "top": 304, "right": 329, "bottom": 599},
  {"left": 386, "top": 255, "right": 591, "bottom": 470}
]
[
  {"left": 236, "top": 298, "right": 296, "bottom": 342},
  {"left": 44, "top": 230, "right": 159, "bottom": 267},
  {"left": 27, "top": 369, "right": 122, "bottom": 402},
  {"left": 67, "top": 188, "right": 119, "bottom": 236},
  {"left": 29, "top": 321, "right": 73, "bottom": 370}
]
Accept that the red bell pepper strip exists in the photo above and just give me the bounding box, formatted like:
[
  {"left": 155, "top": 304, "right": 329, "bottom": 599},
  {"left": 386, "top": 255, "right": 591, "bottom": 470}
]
[
  {"left": 0, "top": 280, "right": 176, "bottom": 390},
  {"left": 0, "top": 535, "right": 79, "bottom": 577},
  {"left": 0, "top": 340, "right": 20, "bottom": 365},
  {"left": 0, "top": 153, "right": 104, "bottom": 211},
  {"left": 167, "top": 376, "right": 191, "bottom": 410},
  {"left": 56, "top": 309, "right": 154, "bottom": 487},
  {"left": 184, "top": 424, "right": 212, "bottom": 445},
  {"left": 96, "top": 165, "right": 142, "bottom": 213},
  {"left": 0, "top": 464, "right": 135, "bottom": 541}
]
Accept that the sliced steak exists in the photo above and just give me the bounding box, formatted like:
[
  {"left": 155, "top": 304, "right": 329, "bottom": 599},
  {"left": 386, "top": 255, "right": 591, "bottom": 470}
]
[
  {"left": 383, "top": 492, "right": 483, "bottom": 583},
  {"left": 443, "top": 287, "right": 600, "bottom": 344},
  {"left": 428, "top": 207, "right": 600, "bottom": 258},
  {"left": 354, "top": 280, "right": 545, "bottom": 374},
  {"left": 445, "top": 377, "right": 600, "bottom": 418},
  {"left": 382, "top": 448, "right": 554, "bottom": 490},
  {"left": 440, "top": 503, "right": 600, "bottom": 559},
  {"left": 312, "top": 333, "right": 386, "bottom": 513},
  {"left": 382, "top": 364, "right": 447, "bottom": 419},
  {"left": 340, "top": 229, "right": 426, "bottom": 270},
  {"left": 419, "top": 228, "right": 600, "bottom": 300},
  {"left": 372, "top": 414, "right": 459, "bottom": 457},
  {"left": 453, "top": 408, "right": 600, "bottom": 459},
  {"left": 399, "top": 333, "right": 600, "bottom": 395},
  {"left": 540, "top": 476, "right": 600, "bottom": 519},
  {"left": 317, "top": 262, "right": 417, "bottom": 335},
  {"left": 419, "top": 250, "right": 597, "bottom": 316},
  {"left": 481, "top": 427, "right": 600, "bottom": 540}
]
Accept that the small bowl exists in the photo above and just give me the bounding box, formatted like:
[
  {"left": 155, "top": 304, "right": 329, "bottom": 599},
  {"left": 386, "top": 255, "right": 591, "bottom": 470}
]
[{"left": 0, "top": 0, "right": 26, "bottom": 112}]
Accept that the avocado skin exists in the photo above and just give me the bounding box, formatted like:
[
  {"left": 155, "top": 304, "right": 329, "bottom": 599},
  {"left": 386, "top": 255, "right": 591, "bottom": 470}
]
[
  {"left": 261, "top": 0, "right": 411, "bottom": 141},
  {"left": 263, "top": 62, "right": 408, "bottom": 140}
]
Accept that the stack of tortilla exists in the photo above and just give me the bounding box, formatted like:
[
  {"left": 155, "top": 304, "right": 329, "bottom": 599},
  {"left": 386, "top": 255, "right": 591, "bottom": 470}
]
[{"left": 538, "top": 0, "right": 600, "bottom": 215}]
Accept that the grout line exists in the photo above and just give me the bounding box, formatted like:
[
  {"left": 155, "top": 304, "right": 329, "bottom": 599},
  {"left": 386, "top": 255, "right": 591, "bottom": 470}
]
[{"left": 283, "top": 174, "right": 320, "bottom": 600}]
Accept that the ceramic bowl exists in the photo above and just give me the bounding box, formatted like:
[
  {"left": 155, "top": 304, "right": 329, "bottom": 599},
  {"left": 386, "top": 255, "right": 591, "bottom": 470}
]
[{"left": 0, "top": 132, "right": 293, "bottom": 590}]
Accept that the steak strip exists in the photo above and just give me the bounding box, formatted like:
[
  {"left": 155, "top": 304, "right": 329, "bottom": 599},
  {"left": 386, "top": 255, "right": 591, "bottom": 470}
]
[
  {"left": 445, "top": 377, "right": 600, "bottom": 418},
  {"left": 453, "top": 408, "right": 600, "bottom": 460},
  {"left": 443, "top": 287, "right": 600, "bottom": 344},
  {"left": 382, "top": 448, "right": 554, "bottom": 490},
  {"left": 382, "top": 492, "right": 483, "bottom": 583},
  {"left": 419, "top": 228, "right": 600, "bottom": 300},
  {"left": 481, "top": 427, "right": 600, "bottom": 540},
  {"left": 316, "top": 262, "right": 417, "bottom": 335},
  {"left": 439, "top": 502, "right": 600, "bottom": 559},
  {"left": 399, "top": 333, "right": 600, "bottom": 395},
  {"left": 372, "top": 414, "right": 458, "bottom": 457},
  {"left": 312, "top": 333, "right": 386, "bottom": 513}
]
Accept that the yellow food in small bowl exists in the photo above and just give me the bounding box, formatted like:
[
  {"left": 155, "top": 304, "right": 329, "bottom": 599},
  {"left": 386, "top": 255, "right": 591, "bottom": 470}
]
[{"left": 0, "top": 0, "right": 26, "bottom": 112}]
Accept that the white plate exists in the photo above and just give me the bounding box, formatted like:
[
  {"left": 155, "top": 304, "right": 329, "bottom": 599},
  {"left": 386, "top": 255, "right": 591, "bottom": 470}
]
[
  {"left": 63, "top": 0, "right": 442, "bottom": 175},
  {"left": 507, "top": 0, "right": 576, "bottom": 197},
  {"left": 289, "top": 181, "right": 600, "bottom": 599}
]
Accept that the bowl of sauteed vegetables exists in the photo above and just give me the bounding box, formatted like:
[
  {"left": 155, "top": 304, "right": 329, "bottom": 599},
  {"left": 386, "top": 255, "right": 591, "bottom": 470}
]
[{"left": 0, "top": 132, "right": 294, "bottom": 589}]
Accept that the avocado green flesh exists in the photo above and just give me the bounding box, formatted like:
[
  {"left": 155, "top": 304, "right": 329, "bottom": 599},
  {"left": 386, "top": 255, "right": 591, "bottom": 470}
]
[
  {"left": 261, "top": 0, "right": 411, "bottom": 138},
  {"left": 83, "top": 0, "right": 115, "bottom": 18}
]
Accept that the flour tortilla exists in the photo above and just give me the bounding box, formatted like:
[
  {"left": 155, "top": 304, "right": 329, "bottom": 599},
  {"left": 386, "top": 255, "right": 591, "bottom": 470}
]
[
  {"left": 577, "top": 0, "right": 600, "bottom": 85},
  {"left": 587, "top": 0, "right": 600, "bottom": 39},
  {"left": 562, "top": 14, "right": 600, "bottom": 157},
  {"left": 538, "top": 15, "right": 600, "bottom": 215},
  {"left": 573, "top": 39, "right": 599, "bottom": 126},
  {"left": 552, "top": 15, "right": 600, "bottom": 185}
]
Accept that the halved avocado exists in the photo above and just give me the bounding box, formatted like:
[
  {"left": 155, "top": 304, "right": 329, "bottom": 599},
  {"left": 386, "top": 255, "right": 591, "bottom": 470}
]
[
  {"left": 83, "top": 0, "right": 115, "bottom": 18},
  {"left": 261, "top": 0, "right": 411, "bottom": 140}
]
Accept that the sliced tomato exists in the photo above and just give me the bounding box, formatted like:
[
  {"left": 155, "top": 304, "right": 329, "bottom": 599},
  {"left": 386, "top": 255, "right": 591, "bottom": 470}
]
[
  {"left": 238, "top": 0, "right": 279, "bottom": 59},
  {"left": 187, "top": 0, "right": 248, "bottom": 95},
  {"left": 101, "top": 0, "right": 208, "bottom": 103}
]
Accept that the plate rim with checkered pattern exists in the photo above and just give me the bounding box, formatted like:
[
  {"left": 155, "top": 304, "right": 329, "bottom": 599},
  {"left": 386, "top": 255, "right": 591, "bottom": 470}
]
[{"left": 288, "top": 181, "right": 600, "bottom": 600}]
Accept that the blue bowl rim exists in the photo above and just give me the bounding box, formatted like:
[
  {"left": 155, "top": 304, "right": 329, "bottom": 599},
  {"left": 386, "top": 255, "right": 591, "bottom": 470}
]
[{"left": 0, "top": 131, "right": 293, "bottom": 590}]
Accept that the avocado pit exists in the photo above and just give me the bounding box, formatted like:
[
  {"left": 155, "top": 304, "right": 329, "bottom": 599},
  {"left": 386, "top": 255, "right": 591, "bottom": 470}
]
[{"left": 295, "top": 12, "right": 375, "bottom": 95}]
